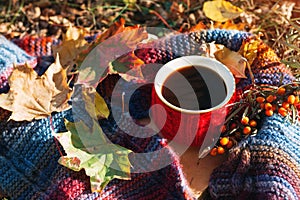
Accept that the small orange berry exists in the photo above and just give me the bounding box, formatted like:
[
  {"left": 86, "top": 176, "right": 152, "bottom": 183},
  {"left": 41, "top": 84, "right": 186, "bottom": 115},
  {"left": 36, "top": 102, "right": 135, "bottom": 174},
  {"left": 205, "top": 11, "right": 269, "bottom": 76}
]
[
  {"left": 264, "top": 103, "right": 273, "bottom": 110},
  {"left": 277, "top": 87, "right": 286, "bottom": 95},
  {"left": 210, "top": 147, "right": 218, "bottom": 156},
  {"left": 288, "top": 95, "right": 296, "bottom": 105},
  {"left": 226, "top": 140, "right": 234, "bottom": 149},
  {"left": 217, "top": 146, "right": 225, "bottom": 155},
  {"left": 243, "top": 126, "right": 251, "bottom": 135},
  {"left": 265, "top": 109, "right": 274, "bottom": 117},
  {"left": 278, "top": 107, "right": 288, "bottom": 117},
  {"left": 282, "top": 102, "right": 290, "bottom": 109},
  {"left": 295, "top": 96, "right": 299, "bottom": 104},
  {"left": 266, "top": 95, "right": 275, "bottom": 103},
  {"left": 241, "top": 116, "right": 249, "bottom": 125},
  {"left": 256, "top": 96, "right": 265, "bottom": 103},
  {"left": 260, "top": 103, "right": 265, "bottom": 109},
  {"left": 249, "top": 120, "right": 257, "bottom": 127},
  {"left": 220, "top": 137, "right": 229, "bottom": 146}
]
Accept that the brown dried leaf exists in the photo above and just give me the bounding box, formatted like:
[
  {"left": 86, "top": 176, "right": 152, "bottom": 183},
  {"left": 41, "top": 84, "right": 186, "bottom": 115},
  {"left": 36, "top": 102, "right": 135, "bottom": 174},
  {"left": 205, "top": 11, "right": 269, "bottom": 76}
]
[
  {"left": 0, "top": 55, "right": 72, "bottom": 121},
  {"left": 53, "top": 26, "right": 88, "bottom": 68},
  {"left": 215, "top": 47, "right": 247, "bottom": 78}
]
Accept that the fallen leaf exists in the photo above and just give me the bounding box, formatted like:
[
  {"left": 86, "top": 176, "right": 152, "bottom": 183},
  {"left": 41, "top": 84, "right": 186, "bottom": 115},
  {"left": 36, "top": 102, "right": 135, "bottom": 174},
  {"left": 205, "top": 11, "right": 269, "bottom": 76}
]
[
  {"left": 203, "top": 0, "right": 243, "bottom": 22},
  {"left": 213, "top": 20, "right": 246, "bottom": 30},
  {"left": 91, "top": 18, "right": 147, "bottom": 48},
  {"left": 76, "top": 18, "right": 147, "bottom": 87},
  {"left": 0, "top": 55, "right": 72, "bottom": 121},
  {"left": 239, "top": 37, "right": 280, "bottom": 67},
  {"left": 55, "top": 120, "right": 131, "bottom": 192},
  {"left": 238, "top": 37, "right": 260, "bottom": 66},
  {"left": 72, "top": 84, "right": 109, "bottom": 122},
  {"left": 109, "top": 51, "right": 145, "bottom": 82},
  {"left": 189, "top": 21, "right": 207, "bottom": 32},
  {"left": 215, "top": 47, "right": 247, "bottom": 78},
  {"left": 52, "top": 25, "right": 88, "bottom": 69}
]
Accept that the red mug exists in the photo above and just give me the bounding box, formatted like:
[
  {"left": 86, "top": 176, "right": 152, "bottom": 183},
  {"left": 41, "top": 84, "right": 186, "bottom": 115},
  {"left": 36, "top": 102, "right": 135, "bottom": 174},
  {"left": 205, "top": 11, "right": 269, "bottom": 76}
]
[{"left": 151, "top": 56, "right": 236, "bottom": 155}]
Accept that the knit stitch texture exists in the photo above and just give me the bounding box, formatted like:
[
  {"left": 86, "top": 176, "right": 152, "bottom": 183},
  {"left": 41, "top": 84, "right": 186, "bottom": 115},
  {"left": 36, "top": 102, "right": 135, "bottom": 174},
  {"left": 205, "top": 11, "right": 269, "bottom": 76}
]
[
  {"left": 209, "top": 114, "right": 300, "bottom": 200},
  {"left": 1, "top": 28, "right": 299, "bottom": 200}
]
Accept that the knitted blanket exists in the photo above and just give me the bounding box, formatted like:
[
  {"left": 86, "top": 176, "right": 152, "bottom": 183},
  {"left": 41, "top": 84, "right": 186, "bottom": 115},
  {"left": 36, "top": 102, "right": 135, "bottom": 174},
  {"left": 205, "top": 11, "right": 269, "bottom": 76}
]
[{"left": 0, "top": 28, "right": 299, "bottom": 200}]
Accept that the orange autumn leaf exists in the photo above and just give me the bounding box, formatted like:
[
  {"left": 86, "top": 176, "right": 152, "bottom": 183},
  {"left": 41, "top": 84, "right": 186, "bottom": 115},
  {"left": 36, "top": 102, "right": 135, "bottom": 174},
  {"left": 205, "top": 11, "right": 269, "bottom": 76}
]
[
  {"left": 0, "top": 54, "right": 72, "bottom": 121},
  {"left": 92, "top": 18, "right": 148, "bottom": 49},
  {"left": 109, "top": 51, "right": 145, "bottom": 82},
  {"left": 77, "top": 18, "right": 148, "bottom": 86},
  {"left": 213, "top": 20, "right": 246, "bottom": 30},
  {"left": 189, "top": 21, "right": 207, "bottom": 32}
]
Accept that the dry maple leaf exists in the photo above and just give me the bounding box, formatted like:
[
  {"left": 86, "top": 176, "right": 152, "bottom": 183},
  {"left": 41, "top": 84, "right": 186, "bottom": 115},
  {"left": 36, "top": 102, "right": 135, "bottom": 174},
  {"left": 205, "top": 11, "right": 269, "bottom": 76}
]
[
  {"left": 85, "top": 18, "right": 147, "bottom": 50},
  {"left": 109, "top": 51, "right": 145, "bottom": 82},
  {"left": 0, "top": 54, "right": 72, "bottom": 121},
  {"left": 214, "top": 47, "right": 247, "bottom": 78},
  {"left": 76, "top": 18, "right": 148, "bottom": 86},
  {"left": 52, "top": 25, "right": 88, "bottom": 69}
]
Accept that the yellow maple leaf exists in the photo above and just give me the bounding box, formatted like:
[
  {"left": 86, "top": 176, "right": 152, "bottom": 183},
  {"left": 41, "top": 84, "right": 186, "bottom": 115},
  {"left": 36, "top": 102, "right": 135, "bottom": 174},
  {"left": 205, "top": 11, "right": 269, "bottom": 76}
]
[
  {"left": 203, "top": 0, "right": 243, "bottom": 22},
  {"left": 52, "top": 25, "right": 88, "bottom": 69},
  {"left": 0, "top": 54, "right": 72, "bottom": 121},
  {"left": 214, "top": 47, "right": 247, "bottom": 78},
  {"left": 238, "top": 37, "right": 280, "bottom": 68}
]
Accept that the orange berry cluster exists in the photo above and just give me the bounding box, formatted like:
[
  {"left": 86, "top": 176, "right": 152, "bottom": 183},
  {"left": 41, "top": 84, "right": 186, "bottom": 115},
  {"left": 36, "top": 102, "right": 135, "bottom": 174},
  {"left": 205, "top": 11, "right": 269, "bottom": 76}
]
[
  {"left": 256, "top": 88, "right": 299, "bottom": 118},
  {"left": 210, "top": 83, "right": 300, "bottom": 157},
  {"left": 210, "top": 117, "right": 259, "bottom": 156},
  {"left": 210, "top": 136, "right": 234, "bottom": 156}
]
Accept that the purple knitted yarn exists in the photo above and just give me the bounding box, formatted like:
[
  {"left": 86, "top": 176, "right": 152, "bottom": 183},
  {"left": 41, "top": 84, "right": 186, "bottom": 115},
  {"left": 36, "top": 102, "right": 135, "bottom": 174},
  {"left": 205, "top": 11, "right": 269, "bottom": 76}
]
[{"left": 208, "top": 114, "right": 300, "bottom": 199}]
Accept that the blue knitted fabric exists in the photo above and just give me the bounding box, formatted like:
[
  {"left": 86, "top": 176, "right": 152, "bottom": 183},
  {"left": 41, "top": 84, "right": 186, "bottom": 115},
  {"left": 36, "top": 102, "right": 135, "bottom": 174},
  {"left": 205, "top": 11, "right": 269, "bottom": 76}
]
[
  {"left": 205, "top": 29, "right": 250, "bottom": 51},
  {"left": 0, "top": 109, "right": 193, "bottom": 199},
  {"left": 0, "top": 35, "right": 194, "bottom": 199},
  {"left": 209, "top": 114, "right": 300, "bottom": 199},
  {"left": 135, "top": 29, "right": 251, "bottom": 65}
]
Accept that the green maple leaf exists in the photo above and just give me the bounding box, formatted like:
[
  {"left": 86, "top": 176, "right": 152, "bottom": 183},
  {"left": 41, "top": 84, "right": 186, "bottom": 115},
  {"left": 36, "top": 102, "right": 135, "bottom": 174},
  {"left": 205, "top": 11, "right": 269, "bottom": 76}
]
[{"left": 55, "top": 120, "right": 132, "bottom": 192}]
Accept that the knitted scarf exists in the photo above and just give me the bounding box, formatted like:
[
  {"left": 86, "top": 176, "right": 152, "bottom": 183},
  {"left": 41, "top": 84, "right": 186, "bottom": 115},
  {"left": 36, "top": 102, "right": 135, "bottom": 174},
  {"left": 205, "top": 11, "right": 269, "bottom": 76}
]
[{"left": 0, "top": 28, "right": 299, "bottom": 200}]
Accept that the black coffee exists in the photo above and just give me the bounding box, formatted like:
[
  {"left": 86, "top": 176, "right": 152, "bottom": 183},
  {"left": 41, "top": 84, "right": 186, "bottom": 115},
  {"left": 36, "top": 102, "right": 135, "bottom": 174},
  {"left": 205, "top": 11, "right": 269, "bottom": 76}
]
[{"left": 161, "top": 65, "right": 227, "bottom": 110}]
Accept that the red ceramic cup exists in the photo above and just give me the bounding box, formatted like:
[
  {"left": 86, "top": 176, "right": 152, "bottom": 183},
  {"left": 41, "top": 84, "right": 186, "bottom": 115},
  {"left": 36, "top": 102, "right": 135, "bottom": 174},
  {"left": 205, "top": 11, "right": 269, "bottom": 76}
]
[{"left": 151, "top": 56, "right": 235, "bottom": 154}]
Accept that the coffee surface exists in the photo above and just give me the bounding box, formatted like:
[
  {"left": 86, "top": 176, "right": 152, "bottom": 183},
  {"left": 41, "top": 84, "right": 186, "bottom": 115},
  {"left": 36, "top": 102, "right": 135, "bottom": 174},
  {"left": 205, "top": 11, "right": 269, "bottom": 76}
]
[{"left": 161, "top": 66, "right": 227, "bottom": 110}]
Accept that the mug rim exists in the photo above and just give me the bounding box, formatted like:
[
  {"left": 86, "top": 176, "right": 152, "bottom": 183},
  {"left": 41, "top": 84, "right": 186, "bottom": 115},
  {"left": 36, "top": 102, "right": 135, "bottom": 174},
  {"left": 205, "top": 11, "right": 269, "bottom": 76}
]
[{"left": 154, "top": 55, "right": 235, "bottom": 114}]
